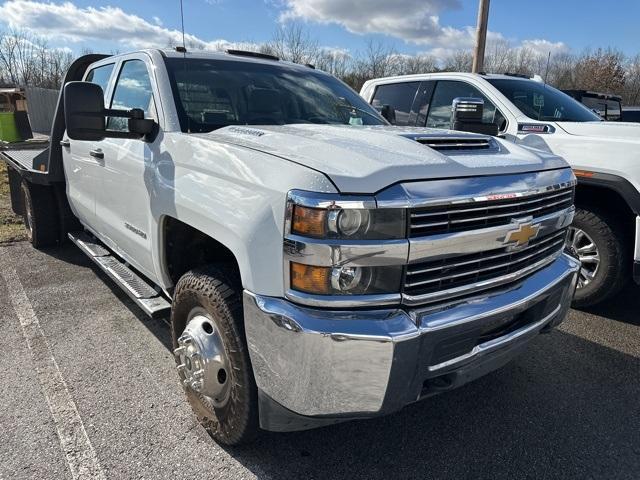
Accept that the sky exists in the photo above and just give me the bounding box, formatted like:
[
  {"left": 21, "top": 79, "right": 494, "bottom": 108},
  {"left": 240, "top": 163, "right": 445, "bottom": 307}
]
[{"left": 0, "top": 0, "right": 638, "bottom": 61}]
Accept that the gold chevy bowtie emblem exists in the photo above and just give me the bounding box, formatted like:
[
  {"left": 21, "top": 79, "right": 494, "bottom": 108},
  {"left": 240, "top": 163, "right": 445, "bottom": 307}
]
[{"left": 505, "top": 222, "right": 539, "bottom": 247}]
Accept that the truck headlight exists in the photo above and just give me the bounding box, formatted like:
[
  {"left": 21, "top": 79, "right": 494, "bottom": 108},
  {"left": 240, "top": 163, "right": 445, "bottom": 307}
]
[
  {"left": 285, "top": 191, "right": 408, "bottom": 305},
  {"left": 291, "top": 205, "right": 405, "bottom": 240},
  {"left": 290, "top": 263, "right": 403, "bottom": 296}
]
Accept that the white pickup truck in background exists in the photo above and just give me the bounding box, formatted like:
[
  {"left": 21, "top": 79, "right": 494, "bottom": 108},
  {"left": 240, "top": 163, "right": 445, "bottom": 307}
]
[
  {"left": 361, "top": 73, "right": 640, "bottom": 307},
  {"left": 2, "top": 50, "right": 580, "bottom": 445}
]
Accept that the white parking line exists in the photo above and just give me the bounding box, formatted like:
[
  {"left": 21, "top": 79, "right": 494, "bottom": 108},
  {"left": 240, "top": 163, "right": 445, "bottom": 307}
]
[{"left": 0, "top": 258, "right": 106, "bottom": 480}]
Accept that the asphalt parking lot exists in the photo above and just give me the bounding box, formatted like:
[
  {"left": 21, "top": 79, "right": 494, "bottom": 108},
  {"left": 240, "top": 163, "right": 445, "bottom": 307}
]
[{"left": 0, "top": 241, "right": 638, "bottom": 480}]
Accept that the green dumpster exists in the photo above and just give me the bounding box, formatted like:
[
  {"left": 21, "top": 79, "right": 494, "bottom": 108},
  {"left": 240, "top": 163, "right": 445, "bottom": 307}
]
[{"left": 0, "top": 112, "right": 21, "bottom": 142}]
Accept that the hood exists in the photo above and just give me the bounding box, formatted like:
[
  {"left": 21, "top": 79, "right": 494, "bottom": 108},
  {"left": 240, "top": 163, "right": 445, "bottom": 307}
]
[
  {"left": 557, "top": 121, "right": 640, "bottom": 142},
  {"left": 201, "top": 124, "right": 568, "bottom": 193}
]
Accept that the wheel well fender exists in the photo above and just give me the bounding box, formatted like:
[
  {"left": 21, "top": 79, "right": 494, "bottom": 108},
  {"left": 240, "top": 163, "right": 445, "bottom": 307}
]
[
  {"left": 574, "top": 181, "right": 636, "bottom": 239},
  {"left": 161, "top": 216, "right": 242, "bottom": 292}
]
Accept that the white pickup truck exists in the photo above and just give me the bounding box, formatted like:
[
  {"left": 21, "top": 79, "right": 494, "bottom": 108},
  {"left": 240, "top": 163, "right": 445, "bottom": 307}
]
[
  {"left": 2, "top": 50, "right": 579, "bottom": 445},
  {"left": 361, "top": 73, "right": 640, "bottom": 307}
]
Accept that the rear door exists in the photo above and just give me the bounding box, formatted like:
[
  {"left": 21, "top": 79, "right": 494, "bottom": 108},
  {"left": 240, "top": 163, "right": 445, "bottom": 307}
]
[
  {"left": 94, "top": 55, "right": 161, "bottom": 281},
  {"left": 62, "top": 62, "right": 115, "bottom": 227}
]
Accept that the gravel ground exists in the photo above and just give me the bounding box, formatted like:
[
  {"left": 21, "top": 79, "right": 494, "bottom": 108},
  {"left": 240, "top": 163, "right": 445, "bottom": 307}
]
[{"left": 0, "top": 241, "right": 638, "bottom": 480}]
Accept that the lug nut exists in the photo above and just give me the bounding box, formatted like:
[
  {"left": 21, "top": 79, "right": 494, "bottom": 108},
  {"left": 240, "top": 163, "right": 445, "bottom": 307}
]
[{"left": 173, "top": 346, "right": 186, "bottom": 357}]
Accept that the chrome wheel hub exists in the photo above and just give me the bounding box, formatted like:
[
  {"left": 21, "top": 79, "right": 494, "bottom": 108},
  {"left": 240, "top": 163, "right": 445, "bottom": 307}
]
[
  {"left": 174, "top": 308, "right": 231, "bottom": 408},
  {"left": 567, "top": 227, "right": 600, "bottom": 289}
]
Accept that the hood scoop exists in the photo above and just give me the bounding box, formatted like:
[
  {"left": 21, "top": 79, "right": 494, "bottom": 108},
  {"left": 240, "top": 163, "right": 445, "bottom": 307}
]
[{"left": 412, "top": 135, "right": 494, "bottom": 151}]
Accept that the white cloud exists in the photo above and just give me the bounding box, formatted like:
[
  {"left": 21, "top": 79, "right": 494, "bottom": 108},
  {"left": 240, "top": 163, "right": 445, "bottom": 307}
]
[
  {"left": 0, "top": 0, "right": 257, "bottom": 51},
  {"left": 280, "top": 0, "right": 569, "bottom": 63},
  {"left": 152, "top": 15, "right": 163, "bottom": 27},
  {"left": 280, "top": 0, "right": 474, "bottom": 49},
  {"left": 521, "top": 39, "right": 569, "bottom": 56}
]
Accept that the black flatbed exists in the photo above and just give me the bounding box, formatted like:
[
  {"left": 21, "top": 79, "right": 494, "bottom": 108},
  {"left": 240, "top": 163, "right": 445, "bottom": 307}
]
[{"left": 0, "top": 135, "right": 50, "bottom": 171}]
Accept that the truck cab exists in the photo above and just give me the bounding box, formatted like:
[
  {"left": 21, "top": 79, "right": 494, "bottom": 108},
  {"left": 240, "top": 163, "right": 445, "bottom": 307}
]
[
  {"left": 362, "top": 73, "right": 640, "bottom": 307},
  {"left": 2, "top": 51, "right": 580, "bottom": 445}
]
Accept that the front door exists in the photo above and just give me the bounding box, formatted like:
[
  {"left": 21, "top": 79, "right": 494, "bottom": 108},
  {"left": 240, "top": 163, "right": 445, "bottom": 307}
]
[{"left": 95, "top": 57, "right": 160, "bottom": 281}]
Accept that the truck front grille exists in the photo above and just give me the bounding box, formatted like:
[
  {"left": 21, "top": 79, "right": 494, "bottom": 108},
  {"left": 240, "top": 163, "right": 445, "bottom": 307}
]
[
  {"left": 404, "top": 229, "right": 567, "bottom": 300},
  {"left": 409, "top": 187, "right": 574, "bottom": 237}
]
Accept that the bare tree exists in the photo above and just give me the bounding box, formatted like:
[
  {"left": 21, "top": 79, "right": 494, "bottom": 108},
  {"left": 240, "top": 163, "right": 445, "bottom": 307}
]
[
  {"left": 573, "top": 48, "right": 626, "bottom": 93},
  {"left": 265, "top": 23, "right": 318, "bottom": 64},
  {"left": 395, "top": 54, "right": 437, "bottom": 75},
  {"left": 0, "top": 28, "right": 73, "bottom": 89},
  {"left": 314, "top": 48, "right": 351, "bottom": 78},
  {"left": 623, "top": 54, "right": 640, "bottom": 105},
  {"left": 442, "top": 50, "right": 473, "bottom": 72}
]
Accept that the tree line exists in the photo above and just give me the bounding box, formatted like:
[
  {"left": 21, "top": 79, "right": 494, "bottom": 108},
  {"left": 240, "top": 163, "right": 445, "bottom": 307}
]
[
  {"left": 0, "top": 29, "right": 74, "bottom": 90},
  {"left": 2, "top": 25, "right": 639, "bottom": 106}
]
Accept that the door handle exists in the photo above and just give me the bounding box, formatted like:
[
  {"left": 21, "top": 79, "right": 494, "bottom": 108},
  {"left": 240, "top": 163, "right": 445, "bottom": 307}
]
[
  {"left": 89, "top": 148, "right": 104, "bottom": 159},
  {"left": 60, "top": 139, "right": 70, "bottom": 148}
]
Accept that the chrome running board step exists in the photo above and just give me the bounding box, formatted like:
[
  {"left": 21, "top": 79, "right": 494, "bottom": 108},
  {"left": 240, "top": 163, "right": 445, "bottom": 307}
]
[{"left": 68, "top": 231, "right": 171, "bottom": 318}]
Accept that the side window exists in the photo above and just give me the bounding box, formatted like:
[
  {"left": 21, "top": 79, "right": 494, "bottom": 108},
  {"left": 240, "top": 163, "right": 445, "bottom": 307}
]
[
  {"left": 371, "top": 82, "right": 420, "bottom": 126},
  {"left": 426, "top": 80, "right": 505, "bottom": 130},
  {"left": 85, "top": 63, "right": 115, "bottom": 103},
  {"left": 108, "top": 60, "right": 156, "bottom": 131}
]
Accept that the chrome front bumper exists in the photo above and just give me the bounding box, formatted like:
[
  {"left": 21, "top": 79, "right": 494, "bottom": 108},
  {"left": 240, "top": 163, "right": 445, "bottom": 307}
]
[{"left": 244, "top": 253, "right": 580, "bottom": 432}]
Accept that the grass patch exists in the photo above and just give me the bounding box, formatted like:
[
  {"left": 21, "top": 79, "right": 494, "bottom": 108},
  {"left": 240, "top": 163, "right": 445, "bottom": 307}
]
[{"left": 0, "top": 161, "right": 27, "bottom": 244}]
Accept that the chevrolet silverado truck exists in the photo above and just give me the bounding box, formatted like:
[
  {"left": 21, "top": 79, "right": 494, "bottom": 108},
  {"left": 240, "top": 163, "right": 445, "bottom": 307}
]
[
  {"left": 362, "top": 73, "right": 640, "bottom": 307},
  {"left": 2, "top": 50, "right": 579, "bottom": 445}
]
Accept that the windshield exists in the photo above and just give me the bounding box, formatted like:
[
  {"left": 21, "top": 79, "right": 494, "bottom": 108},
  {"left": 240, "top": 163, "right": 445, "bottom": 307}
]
[
  {"left": 487, "top": 78, "right": 601, "bottom": 122},
  {"left": 164, "top": 57, "right": 386, "bottom": 133}
]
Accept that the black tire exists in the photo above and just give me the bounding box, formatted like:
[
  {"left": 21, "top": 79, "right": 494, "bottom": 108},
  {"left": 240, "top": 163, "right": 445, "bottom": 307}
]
[
  {"left": 570, "top": 208, "right": 629, "bottom": 308},
  {"left": 20, "top": 181, "right": 59, "bottom": 249},
  {"left": 170, "top": 266, "right": 259, "bottom": 445}
]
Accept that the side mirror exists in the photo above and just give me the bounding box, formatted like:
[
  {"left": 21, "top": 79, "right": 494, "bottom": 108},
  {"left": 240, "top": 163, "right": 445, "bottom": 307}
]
[
  {"left": 380, "top": 104, "right": 397, "bottom": 125},
  {"left": 64, "top": 81, "right": 156, "bottom": 141},
  {"left": 450, "top": 97, "right": 499, "bottom": 136},
  {"left": 64, "top": 81, "right": 106, "bottom": 141}
]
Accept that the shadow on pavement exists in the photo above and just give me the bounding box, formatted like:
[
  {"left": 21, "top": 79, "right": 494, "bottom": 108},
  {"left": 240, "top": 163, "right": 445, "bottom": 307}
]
[
  {"left": 575, "top": 283, "right": 640, "bottom": 326},
  {"left": 49, "top": 243, "right": 174, "bottom": 350}
]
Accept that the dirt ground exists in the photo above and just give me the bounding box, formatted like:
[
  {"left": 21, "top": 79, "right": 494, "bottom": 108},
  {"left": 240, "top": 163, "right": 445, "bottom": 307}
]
[{"left": 0, "top": 161, "right": 27, "bottom": 244}]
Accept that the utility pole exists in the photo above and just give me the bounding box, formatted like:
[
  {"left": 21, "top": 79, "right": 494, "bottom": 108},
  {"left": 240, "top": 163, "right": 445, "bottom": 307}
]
[{"left": 472, "top": 0, "right": 490, "bottom": 73}]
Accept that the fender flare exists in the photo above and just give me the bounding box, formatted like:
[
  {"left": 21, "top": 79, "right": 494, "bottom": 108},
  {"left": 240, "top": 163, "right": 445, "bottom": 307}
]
[{"left": 575, "top": 171, "right": 640, "bottom": 215}]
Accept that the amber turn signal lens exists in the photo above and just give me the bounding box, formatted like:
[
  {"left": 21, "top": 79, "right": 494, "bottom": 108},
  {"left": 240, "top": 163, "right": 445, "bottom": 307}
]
[
  {"left": 292, "top": 205, "right": 327, "bottom": 237},
  {"left": 573, "top": 169, "right": 594, "bottom": 178},
  {"left": 290, "top": 262, "right": 331, "bottom": 294}
]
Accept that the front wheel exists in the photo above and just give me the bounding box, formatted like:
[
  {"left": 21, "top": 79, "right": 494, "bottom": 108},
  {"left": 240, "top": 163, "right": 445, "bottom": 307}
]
[
  {"left": 568, "top": 208, "right": 629, "bottom": 308},
  {"left": 170, "top": 266, "right": 259, "bottom": 445}
]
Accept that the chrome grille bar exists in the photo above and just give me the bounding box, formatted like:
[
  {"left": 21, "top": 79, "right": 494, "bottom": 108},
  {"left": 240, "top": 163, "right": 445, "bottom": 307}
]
[
  {"left": 403, "top": 248, "right": 565, "bottom": 307},
  {"left": 406, "top": 229, "right": 566, "bottom": 278},
  {"left": 410, "top": 187, "right": 574, "bottom": 237},
  {"left": 405, "top": 231, "right": 566, "bottom": 289}
]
